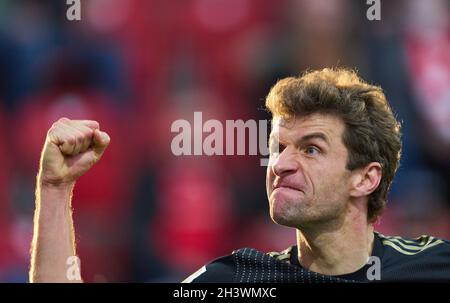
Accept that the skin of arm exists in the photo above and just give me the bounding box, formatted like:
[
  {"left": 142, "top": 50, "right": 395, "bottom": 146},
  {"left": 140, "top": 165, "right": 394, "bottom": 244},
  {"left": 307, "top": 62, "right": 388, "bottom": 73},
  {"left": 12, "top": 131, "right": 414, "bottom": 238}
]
[{"left": 29, "top": 118, "right": 110, "bottom": 283}]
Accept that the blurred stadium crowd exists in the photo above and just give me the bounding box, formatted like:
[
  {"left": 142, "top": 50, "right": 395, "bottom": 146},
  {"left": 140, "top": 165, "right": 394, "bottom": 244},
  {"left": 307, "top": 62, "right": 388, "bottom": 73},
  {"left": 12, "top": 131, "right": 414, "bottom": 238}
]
[{"left": 0, "top": 0, "right": 448, "bottom": 282}]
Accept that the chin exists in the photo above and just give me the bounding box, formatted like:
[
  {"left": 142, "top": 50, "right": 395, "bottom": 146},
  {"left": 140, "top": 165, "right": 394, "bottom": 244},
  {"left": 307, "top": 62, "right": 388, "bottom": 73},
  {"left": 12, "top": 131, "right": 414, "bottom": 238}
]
[
  {"left": 271, "top": 212, "right": 292, "bottom": 226},
  {"left": 269, "top": 198, "right": 300, "bottom": 228}
]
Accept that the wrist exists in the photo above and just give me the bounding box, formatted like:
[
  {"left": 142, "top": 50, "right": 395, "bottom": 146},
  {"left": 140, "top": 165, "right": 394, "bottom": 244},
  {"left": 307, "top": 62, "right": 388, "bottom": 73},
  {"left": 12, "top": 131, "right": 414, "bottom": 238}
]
[
  {"left": 37, "top": 176, "right": 75, "bottom": 208},
  {"left": 38, "top": 174, "right": 75, "bottom": 191}
]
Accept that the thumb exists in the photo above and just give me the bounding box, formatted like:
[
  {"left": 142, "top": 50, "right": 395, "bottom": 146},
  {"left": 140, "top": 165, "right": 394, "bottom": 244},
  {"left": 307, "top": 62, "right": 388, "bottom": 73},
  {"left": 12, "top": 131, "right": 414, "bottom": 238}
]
[{"left": 92, "top": 129, "right": 110, "bottom": 158}]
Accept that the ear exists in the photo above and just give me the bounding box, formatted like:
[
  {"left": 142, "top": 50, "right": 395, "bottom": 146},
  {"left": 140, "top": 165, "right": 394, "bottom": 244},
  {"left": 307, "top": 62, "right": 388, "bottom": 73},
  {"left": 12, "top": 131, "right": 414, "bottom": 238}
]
[{"left": 349, "top": 162, "right": 382, "bottom": 199}]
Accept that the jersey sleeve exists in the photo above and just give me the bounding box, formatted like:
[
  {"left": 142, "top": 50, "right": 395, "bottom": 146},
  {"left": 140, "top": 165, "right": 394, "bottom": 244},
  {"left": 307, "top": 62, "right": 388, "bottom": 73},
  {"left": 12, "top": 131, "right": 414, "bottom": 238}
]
[{"left": 182, "top": 254, "right": 236, "bottom": 283}]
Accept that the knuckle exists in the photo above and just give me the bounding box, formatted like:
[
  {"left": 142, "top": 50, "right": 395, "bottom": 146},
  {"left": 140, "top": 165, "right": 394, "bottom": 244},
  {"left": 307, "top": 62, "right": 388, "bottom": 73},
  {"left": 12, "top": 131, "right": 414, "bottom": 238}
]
[
  {"left": 82, "top": 128, "right": 93, "bottom": 138},
  {"left": 50, "top": 122, "right": 62, "bottom": 132},
  {"left": 67, "top": 135, "right": 77, "bottom": 145},
  {"left": 47, "top": 125, "right": 56, "bottom": 135},
  {"left": 76, "top": 134, "right": 84, "bottom": 144},
  {"left": 58, "top": 117, "right": 70, "bottom": 123}
]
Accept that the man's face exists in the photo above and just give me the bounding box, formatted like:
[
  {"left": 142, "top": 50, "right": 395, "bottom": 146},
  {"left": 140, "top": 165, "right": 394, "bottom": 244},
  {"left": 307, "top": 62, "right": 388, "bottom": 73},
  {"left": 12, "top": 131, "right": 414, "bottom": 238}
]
[{"left": 266, "top": 113, "right": 353, "bottom": 229}]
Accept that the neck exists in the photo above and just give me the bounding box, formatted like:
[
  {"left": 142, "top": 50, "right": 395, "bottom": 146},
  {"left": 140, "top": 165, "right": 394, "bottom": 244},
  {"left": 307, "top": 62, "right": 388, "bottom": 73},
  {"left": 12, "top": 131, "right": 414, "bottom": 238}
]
[{"left": 296, "top": 211, "right": 374, "bottom": 276}]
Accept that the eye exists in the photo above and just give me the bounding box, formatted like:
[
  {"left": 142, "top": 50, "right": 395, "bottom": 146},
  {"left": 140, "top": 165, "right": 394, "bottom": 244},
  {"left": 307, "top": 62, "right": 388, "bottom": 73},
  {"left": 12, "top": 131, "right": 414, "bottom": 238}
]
[{"left": 304, "top": 146, "right": 320, "bottom": 155}]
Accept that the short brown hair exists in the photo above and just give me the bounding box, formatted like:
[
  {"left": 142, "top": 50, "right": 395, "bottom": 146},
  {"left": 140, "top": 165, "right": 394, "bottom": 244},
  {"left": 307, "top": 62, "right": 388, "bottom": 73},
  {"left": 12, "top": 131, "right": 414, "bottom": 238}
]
[{"left": 265, "top": 68, "right": 402, "bottom": 222}]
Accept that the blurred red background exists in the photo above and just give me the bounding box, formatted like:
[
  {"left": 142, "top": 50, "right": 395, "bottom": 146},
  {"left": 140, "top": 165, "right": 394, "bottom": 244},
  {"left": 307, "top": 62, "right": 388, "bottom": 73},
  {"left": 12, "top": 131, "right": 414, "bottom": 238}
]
[{"left": 0, "top": 0, "right": 448, "bottom": 282}]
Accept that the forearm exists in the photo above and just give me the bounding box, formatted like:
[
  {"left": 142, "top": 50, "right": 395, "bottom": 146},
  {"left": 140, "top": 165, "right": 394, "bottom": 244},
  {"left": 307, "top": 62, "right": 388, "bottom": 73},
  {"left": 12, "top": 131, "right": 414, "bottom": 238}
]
[
  {"left": 29, "top": 177, "right": 81, "bottom": 282},
  {"left": 29, "top": 118, "right": 109, "bottom": 282}
]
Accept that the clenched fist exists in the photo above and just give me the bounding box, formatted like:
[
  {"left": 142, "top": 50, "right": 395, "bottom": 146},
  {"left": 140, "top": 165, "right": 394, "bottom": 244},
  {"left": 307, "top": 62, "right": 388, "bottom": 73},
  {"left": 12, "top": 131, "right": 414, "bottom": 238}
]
[{"left": 39, "top": 117, "right": 110, "bottom": 186}]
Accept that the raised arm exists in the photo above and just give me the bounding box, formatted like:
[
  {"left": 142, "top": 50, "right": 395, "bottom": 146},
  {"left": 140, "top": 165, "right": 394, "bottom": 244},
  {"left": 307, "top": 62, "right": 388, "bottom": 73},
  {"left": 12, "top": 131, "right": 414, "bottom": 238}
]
[{"left": 29, "top": 118, "right": 110, "bottom": 282}]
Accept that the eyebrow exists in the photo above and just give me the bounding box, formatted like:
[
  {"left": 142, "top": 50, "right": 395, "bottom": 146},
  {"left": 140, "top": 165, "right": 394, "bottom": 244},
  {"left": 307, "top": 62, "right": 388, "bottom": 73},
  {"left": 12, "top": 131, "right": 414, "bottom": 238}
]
[
  {"left": 296, "top": 132, "right": 329, "bottom": 146},
  {"left": 269, "top": 132, "right": 330, "bottom": 146}
]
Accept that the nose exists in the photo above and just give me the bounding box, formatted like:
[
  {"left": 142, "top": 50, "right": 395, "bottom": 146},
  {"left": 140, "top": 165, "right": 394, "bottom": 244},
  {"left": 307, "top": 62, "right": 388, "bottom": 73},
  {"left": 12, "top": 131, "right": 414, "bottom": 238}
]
[{"left": 271, "top": 146, "right": 299, "bottom": 177}]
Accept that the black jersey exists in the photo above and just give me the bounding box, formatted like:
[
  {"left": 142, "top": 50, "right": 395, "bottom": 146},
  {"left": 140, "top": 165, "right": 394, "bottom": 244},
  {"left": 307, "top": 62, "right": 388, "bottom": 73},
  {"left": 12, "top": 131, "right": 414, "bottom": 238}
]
[{"left": 182, "top": 232, "right": 450, "bottom": 283}]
